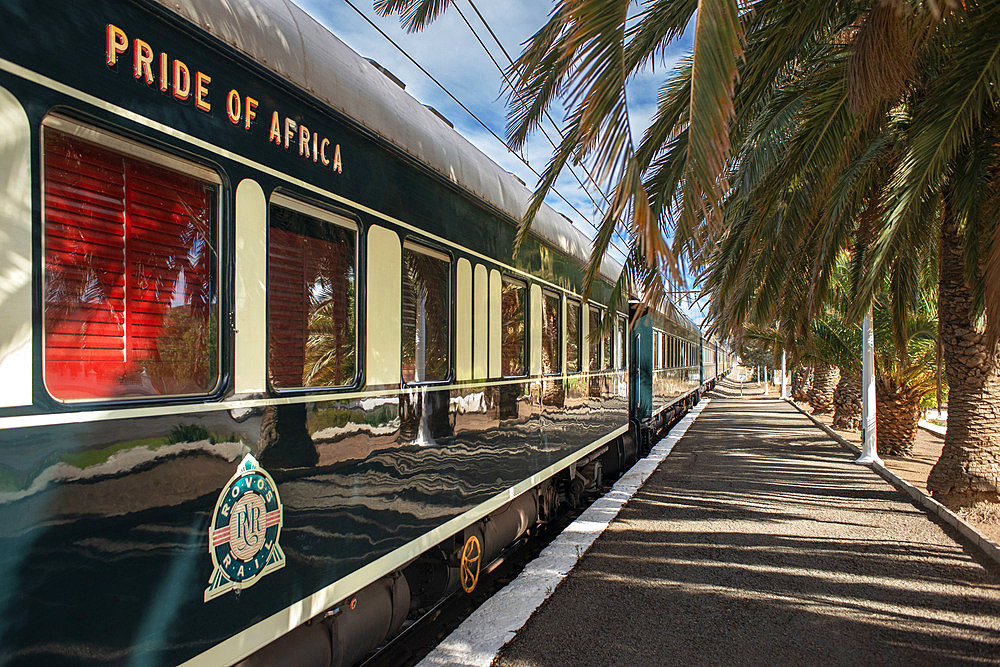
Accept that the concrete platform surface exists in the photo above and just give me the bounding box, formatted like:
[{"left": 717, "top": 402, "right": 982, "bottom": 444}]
[{"left": 494, "top": 383, "right": 1000, "bottom": 666}]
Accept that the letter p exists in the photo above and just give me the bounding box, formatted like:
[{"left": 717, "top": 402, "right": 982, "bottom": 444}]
[{"left": 106, "top": 24, "right": 128, "bottom": 67}]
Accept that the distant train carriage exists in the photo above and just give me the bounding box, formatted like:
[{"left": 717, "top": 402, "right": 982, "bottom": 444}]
[{"left": 0, "top": 1, "right": 727, "bottom": 665}]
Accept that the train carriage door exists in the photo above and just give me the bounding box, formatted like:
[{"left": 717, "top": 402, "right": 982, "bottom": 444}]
[
  {"left": 473, "top": 264, "right": 488, "bottom": 379},
  {"left": 366, "top": 225, "right": 401, "bottom": 387},
  {"left": 529, "top": 284, "right": 542, "bottom": 376},
  {"left": 627, "top": 303, "right": 652, "bottom": 423},
  {"left": 0, "top": 87, "right": 30, "bottom": 407},
  {"left": 235, "top": 180, "right": 266, "bottom": 395},
  {"left": 456, "top": 258, "right": 472, "bottom": 381},
  {"left": 488, "top": 269, "right": 501, "bottom": 377},
  {"left": 700, "top": 337, "right": 705, "bottom": 386}
]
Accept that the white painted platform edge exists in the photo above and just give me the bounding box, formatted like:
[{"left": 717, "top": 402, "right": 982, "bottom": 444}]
[
  {"left": 785, "top": 399, "right": 1000, "bottom": 569},
  {"left": 417, "top": 398, "right": 711, "bottom": 667},
  {"left": 918, "top": 418, "right": 946, "bottom": 437}
]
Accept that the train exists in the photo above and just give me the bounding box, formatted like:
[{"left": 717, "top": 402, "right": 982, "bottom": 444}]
[{"left": 0, "top": 1, "right": 731, "bottom": 664}]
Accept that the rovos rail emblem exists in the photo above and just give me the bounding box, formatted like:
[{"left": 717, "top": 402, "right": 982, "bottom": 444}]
[{"left": 204, "top": 454, "right": 285, "bottom": 602}]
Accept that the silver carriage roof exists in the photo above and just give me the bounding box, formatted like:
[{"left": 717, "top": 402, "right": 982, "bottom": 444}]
[{"left": 154, "top": 0, "right": 623, "bottom": 286}]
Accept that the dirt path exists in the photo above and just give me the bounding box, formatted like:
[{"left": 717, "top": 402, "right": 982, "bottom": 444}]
[
  {"left": 794, "top": 394, "right": 1000, "bottom": 545},
  {"left": 495, "top": 384, "right": 1000, "bottom": 666}
]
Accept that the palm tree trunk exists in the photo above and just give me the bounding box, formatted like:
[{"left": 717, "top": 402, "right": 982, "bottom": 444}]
[
  {"left": 875, "top": 380, "right": 921, "bottom": 457},
  {"left": 832, "top": 372, "right": 862, "bottom": 430},
  {"left": 791, "top": 365, "right": 812, "bottom": 401},
  {"left": 258, "top": 403, "right": 318, "bottom": 469},
  {"left": 542, "top": 379, "right": 565, "bottom": 407},
  {"left": 808, "top": 363, "right": 839, "bottom": 414},
  {"left": 928, "top": 213, "right": 1000, "bottom": 508},
  {"left": 499, "top": 383, "right": 521, "bottom": 419}
]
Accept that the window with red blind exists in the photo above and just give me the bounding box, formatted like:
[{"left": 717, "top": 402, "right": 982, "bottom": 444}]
[
  {"left": 267, "top": 197, "right": 357, "bottom": 390},
  {"left": 42, "top": 117, "right": 219, "bottom": 401}
]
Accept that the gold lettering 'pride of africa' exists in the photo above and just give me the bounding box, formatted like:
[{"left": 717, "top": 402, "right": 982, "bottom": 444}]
[
  {"left": 205, "top": 454, "right": 285, "bottom": 602},
  {"left": 105, "top": 23, "right": 343, "bottom": 175}
]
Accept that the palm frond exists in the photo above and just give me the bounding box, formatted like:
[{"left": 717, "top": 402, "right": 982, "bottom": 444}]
[{"left": 373, "top": 0, "right": 455, "bottom": 32}]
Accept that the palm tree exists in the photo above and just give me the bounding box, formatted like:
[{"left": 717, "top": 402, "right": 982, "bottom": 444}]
[
  {"left": 811, "top": 319, "right": 861, "bottom": 426},
  {"left": 872, "top": 308, "right": 939, "bottom": 457},
  {"left": 377, "top": 0, "right": 1000, "bottom": 508},
  {"left": 791, "top": 364, "right": 813, "bottom": 402},
  {"left": 750, "top": 272, "right": 938, "bottom": 456}
]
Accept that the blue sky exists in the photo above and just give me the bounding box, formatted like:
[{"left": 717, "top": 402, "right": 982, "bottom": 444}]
[{"left": 296, "top": 1, "right": 702, "bottom": 323}]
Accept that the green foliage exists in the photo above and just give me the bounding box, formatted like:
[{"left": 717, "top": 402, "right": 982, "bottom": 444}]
[
  {"left": 59, "top": 436, "right": 170, "bottom": 470},
  {"left": 167, "top": 423, "right": 213, "bottom": 445},
  {"left": 739, "top": 340, "right": 774, "bottom": 368},
  {"left": 309, "top": 405, "right": 399, "bottom": 433},
  {"left": 377, "top": 1, "right": 1000, "bottom": 353}
]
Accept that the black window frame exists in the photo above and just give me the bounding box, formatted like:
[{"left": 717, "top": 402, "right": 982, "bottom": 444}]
[
  {"left": 566, "top": 297, "right": 582, "bottom": 374},
  {"left": 588, "top": 305, "right": 603, "bottom": 372},
  {"left": 541, "top": 288, "right": 562, "bottom": 376},
  {"left": 500, "top": 275, "right": 528, "bottom": 378},
  {"left": 400, "top": 239, "right": 453, "bottom": 386},
  {"left": 617, "top": 314, "right": 627, "bottom": 370}
]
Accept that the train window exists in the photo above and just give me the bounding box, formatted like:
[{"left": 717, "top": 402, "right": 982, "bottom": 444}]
[
  {"left": 402, "top": 243, "right": 451, "bottom": 383},
  {"left": 567, "top": 299, "right": 581, "bottom": 373},
  {"left": 602, "top": 317, "right": 613, "bottom": 370},
  {"left": 661, "top": 334, "right": 667, "bottom": 370},
  {"left": 617, "top": 315, "right": 627, "bottom": 369},
  {"left": 542, "top": 290, "right": 561, "bottom": 375},
  {"left": 501, "top": 277, "right": 526, "bottom": 376},
  {"left": 588, "top": 306, "right": 602, "bottom": 371},
  {"left": 42, "top": 117, "right": 220, "bottom": 401},
  {"left": 651, "top": 330, "right": 659, "bottom": 370},
  {"left": 268, "top": 196, "right": 357, "bottom": 389}
]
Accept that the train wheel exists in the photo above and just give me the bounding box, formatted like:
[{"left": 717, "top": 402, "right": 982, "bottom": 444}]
[{"left": 460, "top": 535, "right": 482, "bottom": 593}]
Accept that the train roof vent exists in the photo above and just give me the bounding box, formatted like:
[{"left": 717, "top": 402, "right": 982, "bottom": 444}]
[
  {"left": 507, "top": 171, "right": 526, "bottom": 186},
  {"left": 365, "top": 58, "right": 406, "bottom": 89},
  {"left": 423, "top": 105, "right": 454, "bottom": 128}
]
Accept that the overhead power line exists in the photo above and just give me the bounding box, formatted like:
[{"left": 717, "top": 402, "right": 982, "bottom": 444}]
[
  {"left": 342, "top": 0, "right": 628, "bottom": 262},
  {"left": 463, "top": 0, "right": 695, "bottom": 298},
  {"left": 462, "top": 0, "right": 634, "bottom": 253}
]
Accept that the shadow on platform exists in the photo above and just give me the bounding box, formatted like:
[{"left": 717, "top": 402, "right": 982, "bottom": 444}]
[{"left": 496, "top": 384, "right": 1000, "bottom": 666}]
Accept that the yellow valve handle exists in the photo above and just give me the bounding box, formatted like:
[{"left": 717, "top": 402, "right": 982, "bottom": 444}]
[{"left": 460, "top": 535, "right": 481, "bottom": 593}]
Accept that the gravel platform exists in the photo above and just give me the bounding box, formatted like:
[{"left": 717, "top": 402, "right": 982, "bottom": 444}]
[{"left": 494, "top": 383, "right": 1000, "bottom": 666}]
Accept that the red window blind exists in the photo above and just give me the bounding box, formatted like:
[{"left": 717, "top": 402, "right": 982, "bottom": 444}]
[
  {"left": 267, "top": 203, "right": 356, "bottom": 389},
  {"left": 43, "top": 126, "right": 218, "bottom": 401}
]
